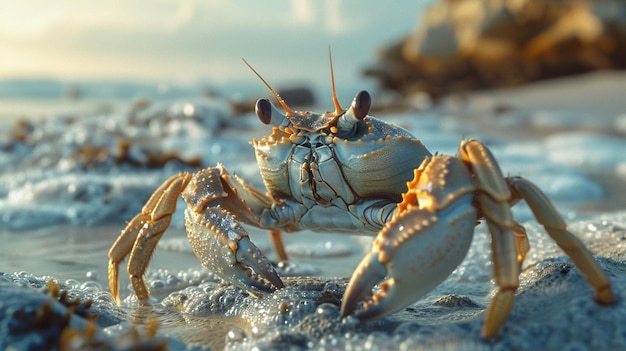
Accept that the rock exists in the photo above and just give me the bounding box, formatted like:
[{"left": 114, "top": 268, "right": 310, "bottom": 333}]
[
  {"left": 230, "top": 85, "right": 316, "bottom": 116},
  {"left": 433, "top": 294, "right": 480, "bottom": 308},
  {"left": 276, "top": 86, "right": 316, "bottom": 107},
  {"left": 366, "top": 0, "right": 626, "bottom": 98},
  {"left": 0, "top": 273, "right": 193, "bottom": 351}
]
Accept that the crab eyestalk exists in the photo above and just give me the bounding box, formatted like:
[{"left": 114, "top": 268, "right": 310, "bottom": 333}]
[
  {"left": 336, "top": 90, "right": 371, "bottom": 135},
  {"left": 255, "top": 99, "right": 292, "bottom": 129}
]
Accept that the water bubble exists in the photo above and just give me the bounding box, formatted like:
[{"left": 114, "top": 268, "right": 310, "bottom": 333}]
[
  {"left": 341, "top": 314, "right": 360, "bottom": 327},
  {"left": 226, "top": 327, "right": 247, "bottom": 343},
  {"left": 16, "top": 271, "right": 31, "bottom": 279},
  {"left": 85, "top": 271, "right": 98, "bottom": 281},
  {"left": 64, "top": 279, "right": 81, "bottom": 289},
  {"left": 80, "top": 281, "right": 103, "bottom": 291},
  {"left": 316, "top": 303, "right": 338, "bottom": 317},
  {"left": 250, "top": 325, "right": 264, "bottom": 337},
  {"left": 149, "top": 280, "right": 165, "bottom": 289}
]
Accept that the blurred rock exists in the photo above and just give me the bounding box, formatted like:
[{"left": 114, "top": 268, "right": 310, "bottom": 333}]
[
  {"left": 230, "top": 85, "right": 317, "bottom": 115},
  {"left": 276, "top": 86, "right": 316, "bottom": 107},
  {"left": 366, "top": 0, "right": 626, "bottom": 98},
  {"left": 0, "top": 97, "right": 241, "bottom": 228},
  {"left": 1, "top": 97, "right": 232, "bottom": 171}
]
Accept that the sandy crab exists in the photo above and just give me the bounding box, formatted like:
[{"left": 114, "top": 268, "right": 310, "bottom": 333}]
[{"left": 108, "top": 55, "right": 613, "bottom": 338}]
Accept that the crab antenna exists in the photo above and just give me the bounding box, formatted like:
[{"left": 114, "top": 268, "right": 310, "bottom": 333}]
[
  {"left": 242, "top": 58, "right": 296, "bottom": 117},
  {"left": 328, "top": 47, "right": 343, "bottom": 116}
]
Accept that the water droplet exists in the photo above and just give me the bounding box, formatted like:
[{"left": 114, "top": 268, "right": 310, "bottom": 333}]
[
  {"left": 316, "top": 303, "right": 337, "bottom": 316},
  {"left": 150, "top": 280, "right": 165, "bottom": 289},
  {"left": 226, "top": 327, "right": 246, "bottom": 342},
  {"left": 85, "top": 271, "right": 98, "bottom": 281},
  {"left": 183, "top": 103, "right": 195, "bottom": 117},
  {"left": 80, "top": 281, "right": 102, "bottom": 291},
  {"left": 64, "top": 279, "right": 80, "bottom": 289}
]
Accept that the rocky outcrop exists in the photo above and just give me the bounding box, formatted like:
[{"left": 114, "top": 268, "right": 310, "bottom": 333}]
[{"left": 367, "top": 0, "right": 626, "bottom": 98}]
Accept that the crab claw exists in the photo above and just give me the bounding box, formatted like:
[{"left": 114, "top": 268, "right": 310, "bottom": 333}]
[
  {"left": 341, "top": 202, "right": 477, "bottom": 321},
  {"left": 184, "top": 208, "right": 284, "bottom": 296}
]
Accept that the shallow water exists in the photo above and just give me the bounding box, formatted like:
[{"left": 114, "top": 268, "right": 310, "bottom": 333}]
[{"left": 1, "top": 75, "right": 626, "bottom": 349}]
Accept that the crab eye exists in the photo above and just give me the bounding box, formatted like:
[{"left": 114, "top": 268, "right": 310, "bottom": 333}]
[
  {"left": 255, "top": 99, "right": 273, "bottom": 125},
  {"left": 352, "top": 90, "right": 371, "bottom": 120}
]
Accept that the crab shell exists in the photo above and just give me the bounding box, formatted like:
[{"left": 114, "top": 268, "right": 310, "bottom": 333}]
[{"left": 251, "top": 91, "right": 432, "bottom": 204}]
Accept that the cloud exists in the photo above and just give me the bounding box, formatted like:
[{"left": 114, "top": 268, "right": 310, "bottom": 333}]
[
  {"left": 322, "top": 0, "right": 351, "bottom": 34},
  {"left": 292, "top": 0, "right": 316, "bottom": 25},
  {"left": 164, "top": 0, "right": 196, "bottom": 31}
]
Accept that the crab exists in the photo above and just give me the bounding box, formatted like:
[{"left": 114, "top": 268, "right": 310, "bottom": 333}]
[{"left": 108, "top": 55, "right": 614, "bottom": 338}]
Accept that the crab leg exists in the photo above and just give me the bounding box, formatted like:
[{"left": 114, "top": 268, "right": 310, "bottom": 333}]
[
  {"left": 459, "top": 140, "right": 521, "bottom": 338},
  {"left": 270, "top": 230, "right": 289, "bottom": 261},
  {"left": 513, "top": 221, "right": 530, "bottom": 266},
  {"left": 507, "top": 176, "right": 614, "bottom": 305},
  {"left": 108, "top": 173, "right": 191, "bottom": 304},
  {"left": 480, "top": 221, "right": 519, "bottom": 338}
]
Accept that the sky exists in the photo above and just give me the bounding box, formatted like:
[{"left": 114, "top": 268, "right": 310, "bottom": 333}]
[{"left": 0, "top": 0, "right": 432, "bottom": 95}]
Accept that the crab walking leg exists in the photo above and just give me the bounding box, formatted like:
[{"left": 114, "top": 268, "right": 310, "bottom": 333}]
[
  {"left": 513, "top": 221, "right": 530, "bottom": 266},
  {"left": 507, "top": 176, "right": 614, "bottom": 305},
  {"left": 108, "top": 212, "right": 150, "bottom": 304},
  {"left": 108, "top": 173, "right": 191, "bottom": 304},
  {"left": 481, "top": 218, "right": 519, "bottom": 338},
  {"left": 460, "top": 140, "right": 521, "bottom": 338},
  {"left": 270, "top": 230, "right": 289, "bottom": 261}
]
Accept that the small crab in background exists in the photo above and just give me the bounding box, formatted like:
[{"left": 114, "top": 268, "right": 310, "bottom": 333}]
[{"left": 108, "top": 50, "right": 613, "bottom": 338}]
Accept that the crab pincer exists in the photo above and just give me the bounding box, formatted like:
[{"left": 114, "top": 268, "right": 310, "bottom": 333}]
[
  {"left": 184, "top": 207, "right": 284, "bottom": 296},
  {"left": 341, "top": 190, "right": 477, "bottom": 321}
]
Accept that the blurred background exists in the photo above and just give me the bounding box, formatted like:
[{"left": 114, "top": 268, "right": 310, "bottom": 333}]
[{"left": 0, "top": 0, "right": 433, "bottom": 120}]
